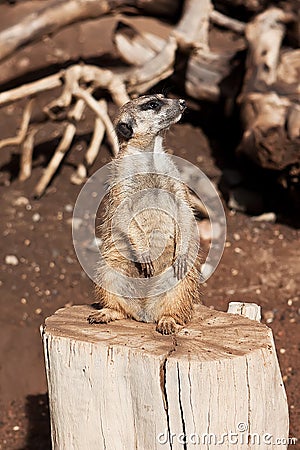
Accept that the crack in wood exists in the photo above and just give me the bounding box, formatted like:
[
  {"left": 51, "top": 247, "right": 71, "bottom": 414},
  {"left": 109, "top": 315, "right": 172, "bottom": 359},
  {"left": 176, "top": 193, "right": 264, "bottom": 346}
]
[
  {"left": 159, "top": 335, "right": 177, "bottom": 449},
  {"left": 177, "top": 362, "right": 188, "bottom": 450},
  {"left": 245, "top": 355, "right": 251, "bottom": 448}
]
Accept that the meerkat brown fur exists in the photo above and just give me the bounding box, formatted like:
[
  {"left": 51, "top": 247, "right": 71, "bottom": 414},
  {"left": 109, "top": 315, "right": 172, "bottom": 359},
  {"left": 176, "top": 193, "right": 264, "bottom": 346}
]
[{"left": 88, "top": 94, "right": 202, "bottom": 334}]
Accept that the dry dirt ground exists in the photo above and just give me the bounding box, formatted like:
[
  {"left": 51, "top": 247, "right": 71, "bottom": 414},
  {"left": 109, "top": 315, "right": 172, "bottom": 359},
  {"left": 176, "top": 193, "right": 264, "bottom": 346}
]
[{"left": 0, "top": 3, "right": 299, "bottom": 449}]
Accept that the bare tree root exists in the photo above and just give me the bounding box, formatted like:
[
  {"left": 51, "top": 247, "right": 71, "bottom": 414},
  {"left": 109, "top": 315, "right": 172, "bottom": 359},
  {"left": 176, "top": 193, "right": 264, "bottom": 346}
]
[
  {"left": 0, "top": 99, "right": 34, "bottom": 149},
  {"left": 0, "top": 0, "right": 246, "bottom": 64},
  {"left": 0, "top": 0, "right": 297, "bottom": 203},
  {"left": 19, "top": 127, "right": 38, "bottom": 182},
  {"left": 0, "top": 0, "right": 128, "bottom": 63},
  {"left": 0, "top": 35, "right": 175, "bottom": 197},
  {"left": 73, "top": 86, "right": 119, "bottom": 156},
  {"left": 238, "top": 8, "right": 299, "bottom": 173},
  {"left": 34, "top": 98, "right": 86, "bottom": 198},
  {"left": 70, "top": 101, "right": 107, "bottom": 185}
]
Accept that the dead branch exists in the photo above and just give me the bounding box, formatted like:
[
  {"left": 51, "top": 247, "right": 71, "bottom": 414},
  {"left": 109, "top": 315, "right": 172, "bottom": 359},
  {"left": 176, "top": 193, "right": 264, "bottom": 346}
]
[
  {"left": 0, "top": 0, "right": 116, "bottom": 62},
  {"left": 0, "top": 32, "right": 176, "bottom": 197},
  {"left": 126, "top": 37, "right": 177, "bottom": 94},
  {"left": 73, "top": 86, "right": 119, "bottom": 156},
  {"left": 0, "top": 73, "right": 63, "bottom": 107},
  {"left": 0, "top": 0, "right": 180, "bottom": 64},
  {"left": 237, "top": 7, "right": 300, "bottom": 174},
  {"left": 0, "top": 99, "right": 34, "bottom": 149},
  {"left": 114, "top": 21, "right": 166, "bottom": 66},
  {"left": 19, "top": 127, "right": 38, "bottom": 182},
  {"left": 186, "top": 48, "right": 236, "bottom": 102},
  {"left": 71, "top": 100, "right": 107, "bottom": 185},
  {"left": 115, "top": 1, "right": 238, "bottom": 103},
  {"left": 172, "top": 0, "right": 212, "bottom": 50},
  {"left": 210, "top": 10, "right": 245, "bottom": 34},
  {"left": 287, "top": 104, "right": 300, "bottom": 141},
  {"left": 34, "top": 98, "right": 87, "bottom": 198},
  {"left": 276, "top": 49, "right": 300, "bottom": 96},
  {"left": 242, "top": 8, "right": 295, "bottom": 92},
  {"left": 3, "top": 0, "right": 294, "bottom": 202}
]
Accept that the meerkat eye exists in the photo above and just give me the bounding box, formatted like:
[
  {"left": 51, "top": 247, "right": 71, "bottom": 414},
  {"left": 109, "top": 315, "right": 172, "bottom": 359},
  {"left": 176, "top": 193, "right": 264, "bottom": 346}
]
[
  {"left": 148, "top": 101, "right": 160, "bottom": 110},
  {"left": 140, "top": 99, "right": 163, "bottom": 111}
]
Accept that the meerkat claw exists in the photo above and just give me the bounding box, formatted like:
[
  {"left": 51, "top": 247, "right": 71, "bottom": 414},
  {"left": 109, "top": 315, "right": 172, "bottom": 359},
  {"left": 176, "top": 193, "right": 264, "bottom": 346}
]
[
  {"left": 174, "top": 254, "right": 188, "bottom": 280},
  {"left": 88, "top": 308, "right": 126, "bottom": 324},
  {"left": 140, "top": 252, "right": 154, "bottom": 277}
]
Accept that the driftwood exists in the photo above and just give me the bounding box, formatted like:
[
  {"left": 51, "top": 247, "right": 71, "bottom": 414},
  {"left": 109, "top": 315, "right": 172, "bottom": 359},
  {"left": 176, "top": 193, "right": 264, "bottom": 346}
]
[
  {"left": 42, "top": 302, "right": 289, "bottom": 449},
  {"left": 0, "top": 0, "right": 298, "bottom": 200},
  {"left": 115, "top": 0, "right": 243, "bottom": 103},
  {"left": 0, "top": 0, "right": 180, "bottom": 63},
  {"left": 237, "top": 8, "right": 299, "bottom": 178},
  {"left": 0, "top": 65, "right": 129, "bottom": 197},
  {"left": 0, "top": 0, "right": 244, "bottom": 198}
]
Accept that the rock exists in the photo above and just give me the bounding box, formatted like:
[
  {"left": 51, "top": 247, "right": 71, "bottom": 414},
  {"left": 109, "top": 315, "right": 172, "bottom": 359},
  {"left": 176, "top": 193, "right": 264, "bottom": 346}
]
[
  {"left": 32, "top": 213, "right": 41, "bottom": 222},
  {"left": 64, "top": 204, "right": 73, "bottom": 213},
  {"left": 263, "top": 310, "right": 275, "bottom": 324},
  {"left": 228, "top": 187, "right": 264, "bottom": 214},
  {"left": 5, "top": 255, "right": 19, "bottom": 266},
  {"left": 251, "top": 212, "right": 276, "bottom": 223},
  {"left": 13, "top": 196, "right": 29, "bottom": 207}
]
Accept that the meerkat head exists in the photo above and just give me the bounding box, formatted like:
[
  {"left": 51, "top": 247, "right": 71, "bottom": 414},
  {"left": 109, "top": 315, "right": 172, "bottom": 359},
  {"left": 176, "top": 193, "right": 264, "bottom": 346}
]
[{"left": 114, "top": 94, "right": 186, "bottom": 145}]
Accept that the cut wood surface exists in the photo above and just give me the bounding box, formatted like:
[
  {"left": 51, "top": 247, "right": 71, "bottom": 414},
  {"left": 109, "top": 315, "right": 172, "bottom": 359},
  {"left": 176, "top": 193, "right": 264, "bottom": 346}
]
[{"left": 42, "top": 303, "right": 289, "bottom": 449}]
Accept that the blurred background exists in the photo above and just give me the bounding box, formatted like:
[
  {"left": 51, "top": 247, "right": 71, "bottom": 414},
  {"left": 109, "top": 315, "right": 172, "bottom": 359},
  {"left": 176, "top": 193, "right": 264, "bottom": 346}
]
[{"left": 0, "top": 0, "right": 299, "bottom": 448}]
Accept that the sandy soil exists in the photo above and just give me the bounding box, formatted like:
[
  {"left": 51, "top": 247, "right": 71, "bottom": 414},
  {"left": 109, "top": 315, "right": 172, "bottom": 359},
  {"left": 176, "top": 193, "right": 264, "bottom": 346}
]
[{"left": 0, "top": 3, "right": 299, "bottom": 449}]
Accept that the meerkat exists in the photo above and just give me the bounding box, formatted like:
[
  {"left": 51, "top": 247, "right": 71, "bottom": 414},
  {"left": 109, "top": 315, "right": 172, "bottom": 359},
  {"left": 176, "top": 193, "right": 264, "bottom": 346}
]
[{"left": 88, "top": 94, "right": 202, "bottom": 334}]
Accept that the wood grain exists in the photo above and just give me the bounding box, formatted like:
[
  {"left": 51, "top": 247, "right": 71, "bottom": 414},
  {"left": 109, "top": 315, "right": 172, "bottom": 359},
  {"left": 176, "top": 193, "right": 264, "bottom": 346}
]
[{"left": 42, "top": 304, "right": 289, "bottom": 449}]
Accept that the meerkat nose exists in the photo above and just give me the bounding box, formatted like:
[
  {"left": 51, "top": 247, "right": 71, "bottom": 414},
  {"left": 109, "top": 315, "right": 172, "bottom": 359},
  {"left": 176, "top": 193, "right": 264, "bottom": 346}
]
[{"left": 179, "top": 99, "right": 186, "bottom": 110}]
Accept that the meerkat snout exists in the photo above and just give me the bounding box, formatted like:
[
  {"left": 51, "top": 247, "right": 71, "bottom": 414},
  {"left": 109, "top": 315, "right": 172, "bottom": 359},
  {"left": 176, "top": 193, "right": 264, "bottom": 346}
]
[{"left": 178, "top": 99, "right": 186, "bottom": 110}]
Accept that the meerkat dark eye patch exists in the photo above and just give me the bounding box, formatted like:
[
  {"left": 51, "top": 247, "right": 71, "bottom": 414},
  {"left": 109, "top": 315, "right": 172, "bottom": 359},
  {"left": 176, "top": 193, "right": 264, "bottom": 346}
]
[
  {"left": 116, "top": 121, "right": 133, "bottom": 139},
  {"left": 140, "top": 99, "right": 163, "bottom": 112}
]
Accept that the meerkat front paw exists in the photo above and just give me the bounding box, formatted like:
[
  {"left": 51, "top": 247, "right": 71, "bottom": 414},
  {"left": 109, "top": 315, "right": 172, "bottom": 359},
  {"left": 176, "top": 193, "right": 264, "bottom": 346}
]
[
  {"left": 173, "top": 254, "right": 188, "bottom": 280},
  {"left": 156, "top": 316, "right": 179, "bottom": 335},
  {"left": 88, "top": 308, "right": 126, "bottom": 324},
  {"left": 139, "top": 251, "right": 154, "bottom": 277}
]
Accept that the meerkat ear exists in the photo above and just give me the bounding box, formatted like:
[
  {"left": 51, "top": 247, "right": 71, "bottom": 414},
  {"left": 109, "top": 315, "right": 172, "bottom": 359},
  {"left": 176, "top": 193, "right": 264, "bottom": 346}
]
[{"left": 116, "top": 121, "right": 133, "bottom": 140}]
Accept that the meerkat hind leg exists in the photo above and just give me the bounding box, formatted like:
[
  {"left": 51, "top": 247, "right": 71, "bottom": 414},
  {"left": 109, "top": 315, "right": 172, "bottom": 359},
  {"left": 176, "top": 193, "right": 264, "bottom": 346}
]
[{"left": 88, "top": 307, "right": 127, "bottom": 324}]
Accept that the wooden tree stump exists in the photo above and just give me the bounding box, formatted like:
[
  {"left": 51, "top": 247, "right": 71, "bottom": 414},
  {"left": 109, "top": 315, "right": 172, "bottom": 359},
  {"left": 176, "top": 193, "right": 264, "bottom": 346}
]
[{"left": 41, "top": 303, "right": 289, "bottom": 449}]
